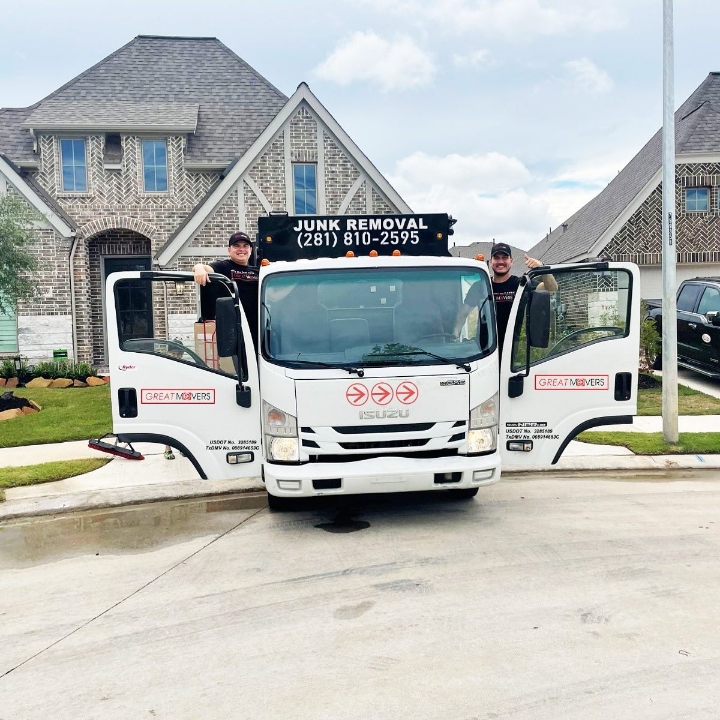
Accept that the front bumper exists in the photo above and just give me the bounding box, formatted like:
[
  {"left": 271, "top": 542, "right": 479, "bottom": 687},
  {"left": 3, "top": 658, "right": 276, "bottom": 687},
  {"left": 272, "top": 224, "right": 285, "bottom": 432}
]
[{"left": 264, "top": 453, "right": 501, "bottom": 498}]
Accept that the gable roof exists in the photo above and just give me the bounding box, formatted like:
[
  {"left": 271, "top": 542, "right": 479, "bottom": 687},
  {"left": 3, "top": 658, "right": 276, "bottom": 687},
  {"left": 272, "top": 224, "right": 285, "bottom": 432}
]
[
  {"left": 529, "top": 72, "right": 720, "bottom": 264},
  {"left": 0, "top": 35, "right": 288, "bottom": 166},
  {"left": 0, "top": 154, "right": 76, "bottom": 236},
  {"left": 155, "top": 82, "right": 412, "bottom": 266}
]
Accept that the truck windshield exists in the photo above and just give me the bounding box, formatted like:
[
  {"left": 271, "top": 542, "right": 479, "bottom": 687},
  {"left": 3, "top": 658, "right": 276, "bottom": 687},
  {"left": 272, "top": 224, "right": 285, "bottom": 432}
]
[{"left": 261, "top": 267, "right": 494, "bottom": 369}]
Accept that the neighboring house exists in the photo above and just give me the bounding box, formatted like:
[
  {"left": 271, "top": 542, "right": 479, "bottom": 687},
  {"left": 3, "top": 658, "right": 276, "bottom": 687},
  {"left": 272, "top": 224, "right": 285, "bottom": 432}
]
[
  {"left": 450, "top": 241, "right": 526, "bottom": 276},
  {"left": 0, "top": 35, "right": 410, "bottom": 365},
  {"left": 529, "top": 72, "right": 720, "bottom": 299}
]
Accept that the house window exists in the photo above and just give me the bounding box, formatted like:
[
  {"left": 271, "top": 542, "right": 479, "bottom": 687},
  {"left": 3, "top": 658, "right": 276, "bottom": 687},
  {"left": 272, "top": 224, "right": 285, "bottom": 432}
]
[
  {"left": 685, "top": 187, "right": 709, "bottom": 212},
  {"left": 142, "top": 139, "right": 168, "bottom": 192},
  {"left": 60, "top": 139, "right": 87, "bottom": 192},
  {"left": 293, "top": 164, "right": 317, "bottom": 214}
]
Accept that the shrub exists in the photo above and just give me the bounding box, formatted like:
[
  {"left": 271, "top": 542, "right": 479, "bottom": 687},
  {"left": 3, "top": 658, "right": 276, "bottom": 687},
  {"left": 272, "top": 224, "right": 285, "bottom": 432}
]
[
  {"left": 30, "top": 360, "right": 99, "bottom": 381},
  {"left": 639, "top": 301, "right": 661, "bottom": 373},
  {"left": 0, "top": 358, "right": 16, "bottom": 379}
]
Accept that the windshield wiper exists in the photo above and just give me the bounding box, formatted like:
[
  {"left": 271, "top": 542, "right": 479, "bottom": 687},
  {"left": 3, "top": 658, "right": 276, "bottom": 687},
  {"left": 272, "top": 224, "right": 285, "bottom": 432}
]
[
  {"left": 368, "top": 350, "right": 471, "bottom": 372},
  {"left": 288, "top": 356, "right": 365, "bottom": 377}
]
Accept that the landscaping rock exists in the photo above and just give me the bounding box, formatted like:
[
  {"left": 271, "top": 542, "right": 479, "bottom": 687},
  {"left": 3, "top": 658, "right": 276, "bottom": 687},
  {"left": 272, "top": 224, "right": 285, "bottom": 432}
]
[
  {"left": 28, "top": 399, "right": 42, "bottom": 411},
  {"left": 0, "top": 378, "right": 5, "bottom": 388},
  {"left": 21, "top": 406, "right": 38, "bottom": 415},
  {"left": 73, "top": 379, "right": 88, "bottom": 387},
  {"left": 49, "top": 378, "right": 73, "bottom": 389},
  {"left": 5, "top": 378, "right": 18, "bottom": 388},
  {"left": 26, "top": 377, "right": 52, "bottom": 388},
  {"left": 0, "top": 408, "right": 23, "bottom": 421},
  {"left": 86, "top": 377, "right": 106, "bottom": 387}
]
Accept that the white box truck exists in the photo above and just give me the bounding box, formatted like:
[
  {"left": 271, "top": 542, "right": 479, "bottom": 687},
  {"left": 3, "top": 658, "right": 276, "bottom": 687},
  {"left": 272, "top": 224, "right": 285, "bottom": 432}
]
[{"left": 103, "top": 213, "right": 640, "bottom": 508}]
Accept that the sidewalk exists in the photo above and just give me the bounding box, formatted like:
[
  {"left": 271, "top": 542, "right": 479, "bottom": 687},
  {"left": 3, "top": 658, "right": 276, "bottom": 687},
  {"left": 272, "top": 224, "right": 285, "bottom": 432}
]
[{"left": 3, "top": 415, "right": 720, "bottom": 520}]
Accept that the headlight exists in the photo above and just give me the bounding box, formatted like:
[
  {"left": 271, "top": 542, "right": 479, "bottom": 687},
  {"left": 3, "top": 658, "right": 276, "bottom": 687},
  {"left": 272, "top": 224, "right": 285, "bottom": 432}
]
[
  {"left": 467, "top": 428, "right": 496, "bottom": 453},
  {"left": 470, "top": 393, "right": 498, "bottom": 429},
  {"left": 263, "top": 401, "right": 297, "bottom": 437},
  {"left": 269, "top": 437, "right": 299, "bottom": 462},
  {"left": 263, "top": 402, "right": 299, "bottom": 461}
]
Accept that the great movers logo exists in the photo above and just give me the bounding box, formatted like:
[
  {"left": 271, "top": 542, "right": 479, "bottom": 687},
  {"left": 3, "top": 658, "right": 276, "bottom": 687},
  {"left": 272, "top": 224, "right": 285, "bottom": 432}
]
[
  {"left": 534, "top": 374, "right": 609, "bottom": 391},
  {"left": 141, "top": 389, "right": 216, "bottom": 404}
]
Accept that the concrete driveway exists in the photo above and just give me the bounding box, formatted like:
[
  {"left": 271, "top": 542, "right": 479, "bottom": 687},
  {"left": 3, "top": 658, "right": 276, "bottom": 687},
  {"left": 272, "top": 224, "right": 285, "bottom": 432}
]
[{"left": 1, "top": 473, "right": 719, "bottom": 719}]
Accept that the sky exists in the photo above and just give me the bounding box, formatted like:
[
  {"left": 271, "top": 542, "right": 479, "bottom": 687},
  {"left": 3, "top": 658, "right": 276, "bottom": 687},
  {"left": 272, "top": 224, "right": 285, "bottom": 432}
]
[{"left": 1, "top": 0, "right": 719, "bottom": 250}]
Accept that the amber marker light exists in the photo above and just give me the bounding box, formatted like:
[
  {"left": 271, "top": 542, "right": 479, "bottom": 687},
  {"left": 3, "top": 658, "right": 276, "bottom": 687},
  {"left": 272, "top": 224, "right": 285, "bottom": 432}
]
[
  {"left": 436, "top": 233, "right": 444, "bottom": 239},
  {"left": 369, "top": 250, "right": 379, "bottom": 257},
  {"left": 265, "top": 236, "right": 273, "bottom": 243},
  {"left": 261, "top": 259, "right": 271, "bottom": 266},
  {"left": 392, "top": 249, "right": 401, "bottom": 256},
  {"left": 345, "top": 251, "right": 355, "bottom": 257},
  {"left": 476, "top": 254, "right": 484, "bottom": 261}
]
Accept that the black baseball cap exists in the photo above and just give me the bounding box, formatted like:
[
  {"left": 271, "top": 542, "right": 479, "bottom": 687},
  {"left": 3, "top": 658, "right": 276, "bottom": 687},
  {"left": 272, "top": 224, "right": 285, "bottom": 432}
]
[
  {"left": 491, "top": 242, "right": 512, "bottom": 257},
  {"left": 228, "top": 231, "right": 253, "bottom": 247}
]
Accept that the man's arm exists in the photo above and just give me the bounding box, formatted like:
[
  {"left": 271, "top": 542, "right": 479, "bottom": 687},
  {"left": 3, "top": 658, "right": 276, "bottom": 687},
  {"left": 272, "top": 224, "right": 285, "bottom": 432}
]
[
  {"left": 193, "top": 263, "right": 215, "bottom": 286},
  {"left": 524, "top": 254, "right": 557, "bottom": 292}
]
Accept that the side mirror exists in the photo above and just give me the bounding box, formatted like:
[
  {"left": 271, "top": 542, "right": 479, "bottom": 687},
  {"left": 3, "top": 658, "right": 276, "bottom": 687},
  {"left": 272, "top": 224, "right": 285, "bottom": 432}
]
[
  {"left": 706, "top": 311, "right": 720, "bottom": 326},
  {"left": 527, "top": 289, "right": 551, "bottom": 348},
  {"left": 215, "top": 297, "right": 239, "bottom": 357}
]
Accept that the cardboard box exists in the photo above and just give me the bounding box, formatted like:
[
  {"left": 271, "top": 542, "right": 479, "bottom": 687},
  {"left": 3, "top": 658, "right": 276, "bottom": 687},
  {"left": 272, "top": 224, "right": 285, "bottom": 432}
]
[{"left": 194, "top": 321, "right": 235, "bottom": 374}]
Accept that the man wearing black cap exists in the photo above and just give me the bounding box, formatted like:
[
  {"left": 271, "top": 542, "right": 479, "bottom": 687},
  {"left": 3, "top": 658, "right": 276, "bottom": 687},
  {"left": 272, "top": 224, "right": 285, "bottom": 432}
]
[
  {"left": 453, "top": 243, "right": 556, "bottom": 356},
  {"left": 193, "top": 231, "right": 259, "bottom": 351}
]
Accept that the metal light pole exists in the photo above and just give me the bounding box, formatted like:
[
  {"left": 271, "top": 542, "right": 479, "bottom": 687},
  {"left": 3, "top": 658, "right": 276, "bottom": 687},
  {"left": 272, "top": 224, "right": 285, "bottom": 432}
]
[{"left": 662, "top": 0, "right": 679, "bottom": 442}]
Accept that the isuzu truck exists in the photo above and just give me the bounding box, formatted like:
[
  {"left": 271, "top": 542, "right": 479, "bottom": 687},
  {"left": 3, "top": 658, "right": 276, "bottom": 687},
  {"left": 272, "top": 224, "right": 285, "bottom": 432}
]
[{"left": 103, "top": 213, "right": 640, "bottom": 508}]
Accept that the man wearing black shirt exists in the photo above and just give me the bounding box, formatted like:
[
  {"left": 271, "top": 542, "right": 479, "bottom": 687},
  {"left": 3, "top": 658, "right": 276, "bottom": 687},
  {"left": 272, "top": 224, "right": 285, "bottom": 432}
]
[
  {"left": 453, "top": 242, "right": 556, "bottom": 355},
  {"left": 193, "top": 231, "right": 259, "bottom": 351}
]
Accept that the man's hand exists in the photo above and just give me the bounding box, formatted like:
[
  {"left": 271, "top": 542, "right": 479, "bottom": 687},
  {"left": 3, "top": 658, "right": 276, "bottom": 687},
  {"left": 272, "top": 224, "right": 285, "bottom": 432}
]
[
  {"left": 193, "top": 263, "right": 212, "bottom": 286},
  {"left": 524, "top": 254, "right": 543, "bottom": 270}
]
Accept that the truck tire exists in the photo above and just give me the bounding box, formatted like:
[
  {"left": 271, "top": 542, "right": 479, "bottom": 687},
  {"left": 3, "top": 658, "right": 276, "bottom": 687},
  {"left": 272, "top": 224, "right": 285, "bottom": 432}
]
[
  {"left": 447, "top": 488, "right": 479, "bottom": 499},
  {"left": 266, "top": 492, "right": 295, "bottom": 511}
]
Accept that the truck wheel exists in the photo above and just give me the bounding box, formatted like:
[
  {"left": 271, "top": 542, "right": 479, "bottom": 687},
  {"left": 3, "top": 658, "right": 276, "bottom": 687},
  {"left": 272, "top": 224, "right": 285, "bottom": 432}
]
[
  {"left": 447, "top": 488, "right": 479, "bottom": 499},
  {"left": 266, "top": 492, "right": 295, "bottom": 511}
]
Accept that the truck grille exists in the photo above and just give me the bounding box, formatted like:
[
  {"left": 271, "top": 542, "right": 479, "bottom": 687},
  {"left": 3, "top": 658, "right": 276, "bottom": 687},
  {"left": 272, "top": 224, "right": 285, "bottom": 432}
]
[
  {"left": 332, "top": 423, "right": 434, "bottom": 435},
  {"left": 338, "top": 438, "right": 429, "bottom": 451}
]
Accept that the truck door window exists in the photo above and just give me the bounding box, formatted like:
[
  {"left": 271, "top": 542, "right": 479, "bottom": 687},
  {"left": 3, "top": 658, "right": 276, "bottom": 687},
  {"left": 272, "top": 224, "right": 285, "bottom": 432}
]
[
  {"left": 114, "top": 277, "right": 237, "bottom": 377},
  {"left": 510, "top": 269, "right": 631, "bottom": 372},
  {"left": 677, "top": 284, "right": 702, "bottom": 312},
  {"left": 697, "top": 286, "right": 720, "bottom": 315}
]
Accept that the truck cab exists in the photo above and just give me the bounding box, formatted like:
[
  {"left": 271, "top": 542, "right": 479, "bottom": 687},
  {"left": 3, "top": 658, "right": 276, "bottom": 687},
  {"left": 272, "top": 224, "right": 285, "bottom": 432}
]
[{"left": 104, "top": 213, "right": 641, "bottom": 507}]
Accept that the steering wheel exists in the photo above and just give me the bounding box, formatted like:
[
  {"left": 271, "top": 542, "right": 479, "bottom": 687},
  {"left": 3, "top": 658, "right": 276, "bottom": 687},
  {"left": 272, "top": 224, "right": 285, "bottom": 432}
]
[
  {"left": 547, "top": 326, "right": 624, "bottom": 356},
  {"left": 414, "top": 333, "right": 458, "bottom": 343}
]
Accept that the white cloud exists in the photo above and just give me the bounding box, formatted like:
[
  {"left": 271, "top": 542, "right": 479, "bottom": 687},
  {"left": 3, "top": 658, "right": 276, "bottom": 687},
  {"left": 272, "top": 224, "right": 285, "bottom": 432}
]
[
  {"left": 391, "top": 151, "right": 531, "bottom": 193},
  {"left": 563, "top": 58, "right": 613, "bottom": 95},
  {"left": 452, "top": 49, "right": 492, "bottom": 68},
  {"left": 387, "top": 151, "right": 548, "bottom": 248},
  {"left": 356, "top": 0, "right": 626, "bottom": 40},
  {"left": 313, "top": 31, "right": 436, "bottom": 91}
]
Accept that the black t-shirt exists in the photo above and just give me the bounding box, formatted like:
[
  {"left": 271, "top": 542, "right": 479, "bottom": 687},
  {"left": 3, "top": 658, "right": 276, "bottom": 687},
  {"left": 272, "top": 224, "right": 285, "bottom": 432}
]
[
  {"left": 465, "top": 274, "right": 521, "bottom": 354},
  {"left": 200, "top": 259, "right": 259, "bottom": 351}
]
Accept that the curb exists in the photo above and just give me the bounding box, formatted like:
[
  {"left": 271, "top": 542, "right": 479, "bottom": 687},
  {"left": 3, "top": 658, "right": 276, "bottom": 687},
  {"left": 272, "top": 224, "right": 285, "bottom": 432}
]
[{"left": 2, "top": 457, "right": 720, "bottom": 521}]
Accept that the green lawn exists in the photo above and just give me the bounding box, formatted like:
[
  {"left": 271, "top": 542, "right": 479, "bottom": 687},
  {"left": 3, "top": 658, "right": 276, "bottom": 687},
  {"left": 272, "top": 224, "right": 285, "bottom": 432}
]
[
  {"left": 637, "top": 382, "right": 720, "bottom": 416},
  {"left": 1, "top": 385, "right": 111, "bottom": 448},
  {"left": 577, "top": 431, "right": 720, "bottom": 455}
]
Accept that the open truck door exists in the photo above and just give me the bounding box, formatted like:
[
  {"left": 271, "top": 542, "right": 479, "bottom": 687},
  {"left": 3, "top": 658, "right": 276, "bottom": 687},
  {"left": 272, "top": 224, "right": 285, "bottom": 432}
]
[
  {"left": 499, "top": 262, "right": 640, "bottom": 471},
  {"left": 106, "top": 271, "right": 261, "bottom": 480}
]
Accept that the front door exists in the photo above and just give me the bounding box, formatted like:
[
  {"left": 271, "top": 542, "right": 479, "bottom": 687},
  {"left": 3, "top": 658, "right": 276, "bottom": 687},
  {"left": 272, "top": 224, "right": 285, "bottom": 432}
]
[
  {"left": 500, "top": 262, "right": 640, "bottom": 471},
  {"left": 106, "top": 271, "right": 262, "bottom": 481},
  {"left": 104, "top": 257, "right": 153, "bottom": 346}
]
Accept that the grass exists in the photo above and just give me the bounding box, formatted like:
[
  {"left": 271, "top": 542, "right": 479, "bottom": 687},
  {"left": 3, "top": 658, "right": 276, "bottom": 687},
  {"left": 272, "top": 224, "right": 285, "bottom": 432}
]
[
  {"left": 0, "top": 385, "right": 111, "bottom": 448},
  {"left": 637, "top": 381, "right": 720, "bottom": 416},
  {"left": 577, "top": 432, "right": 720, "bottom": 455},
  {"left": 0, "top": 458, "right": 111, "bottom": 499}
]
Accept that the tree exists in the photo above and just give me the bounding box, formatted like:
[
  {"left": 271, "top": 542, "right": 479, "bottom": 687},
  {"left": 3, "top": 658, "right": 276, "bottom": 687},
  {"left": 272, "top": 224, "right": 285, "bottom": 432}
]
[{"left": 0, "top": 192, "right": 39, "bottom": 314}]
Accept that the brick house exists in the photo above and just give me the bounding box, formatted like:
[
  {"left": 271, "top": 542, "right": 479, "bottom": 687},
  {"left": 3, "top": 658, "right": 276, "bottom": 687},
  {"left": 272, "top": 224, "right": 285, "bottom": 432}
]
[
  {"left": 0, "top": 35, "right": 410, "bottom": 365},
  {"left": 529, "top": 72, "right": 720, "bottom": 299}
]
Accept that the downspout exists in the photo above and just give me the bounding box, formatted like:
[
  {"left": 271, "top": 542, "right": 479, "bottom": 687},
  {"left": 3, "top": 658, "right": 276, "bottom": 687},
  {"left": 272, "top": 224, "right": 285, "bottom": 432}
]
[{"left": 69, "top": 232, "right": 79, "bottom": 361}]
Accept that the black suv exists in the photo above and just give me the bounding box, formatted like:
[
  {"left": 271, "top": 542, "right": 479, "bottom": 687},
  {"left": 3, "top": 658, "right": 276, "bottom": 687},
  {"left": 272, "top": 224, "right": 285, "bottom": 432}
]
[{"left": 646, "top": 277, "right": 720, "bottom": 378}]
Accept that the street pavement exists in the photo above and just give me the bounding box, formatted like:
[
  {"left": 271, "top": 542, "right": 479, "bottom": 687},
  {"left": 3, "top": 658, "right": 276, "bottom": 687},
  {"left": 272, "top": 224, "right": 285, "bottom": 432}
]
[
  {"left": 1, "top": 367, "right": 719, "bottom": 520},
  {"left": 1, "top": 473, "right": 719, "bottom": 719}
]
